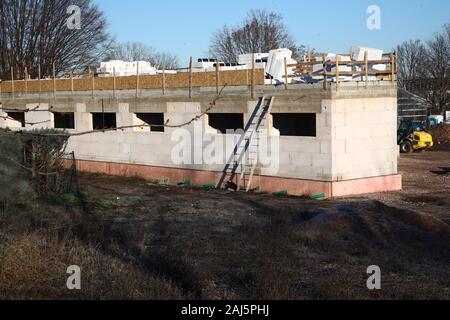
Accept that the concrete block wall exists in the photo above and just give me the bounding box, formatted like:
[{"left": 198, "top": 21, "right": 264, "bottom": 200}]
[
  {"left": 0, "top": 84, "right": 399, "bottom": 186},
  {"left": 66, "top": 101, "right": 245, "bottom": 177},
  {"left": 25, "top": 104, "right": 54, "bottom": 130},
  {"left": 329, "top": 96, "right": 398, "bottom": 181},
  {"left": 0, "top": 110, "right": 22, "bottom": 128},
  {"left": 0, "top": 103, "right": 54, "bottom": 130},
  {"left": 275, "top": 114, "right": 332, "bottom": 181}
]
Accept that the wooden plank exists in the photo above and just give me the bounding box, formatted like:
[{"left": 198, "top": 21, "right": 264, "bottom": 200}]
[
  {"left": 215, "top": 59, "right": 220, "bottom": 94},
  {"left": 91, "top": 67, "right": 95, "bottom": 99},
  {"left": 365, "top": 51, "right": 369, "bottom": 88},
  {"left": 113, "top": 67, "right": 116, "bottom": 98},
  {"left": 288, "top": 61, "right": 317, "bottom": 67},
  {"left": 338, "top": 59, "right": 391, "bottom": 65},
  {"left": 24, "top": 67, "right": 28, "bottom": 93},
  {"left": 38, "top": 64, "right": 41, "bottom": 95},
  {"left": 391, "top": 53, "right": 395, "bottom": 82},
  {"left": 309, "top": 53, "right": 326, "bottom": 57},
  {"left": 189, "top": 56, "right": 193, "bottom": 99},
  {"left": 53, "top": 63, "right": 56, "bottom": 98},
  {"left": 136, "top": 61, "right": 140, "bottom": 98},
  {"left": 251, "top": 53, "right": 255, "bottom": 99},
  {"left": 323, "top": 71, "right": 393, "bottom": 76},
  {"left": 162, "top": 68, "right": 166, "bottom": 95},
  {"left": 323, "top": 54, "right": 327, "bottom": 90},
  {"left": 284, "top": 57, "right": 288, "bottom": 90},
  {"left": 290, "top": 59, "right": 392, "bottom": 68},
  {"left": 336, "top": 55, "right": 340, "bottom": 91},
  {"left": 272, "top": 68, "right": 394, "bottom": 78}
]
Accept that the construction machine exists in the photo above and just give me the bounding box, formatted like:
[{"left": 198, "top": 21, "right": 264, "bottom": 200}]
[{"left": 398, "top": 120, "right": 434, "bottom": 153}]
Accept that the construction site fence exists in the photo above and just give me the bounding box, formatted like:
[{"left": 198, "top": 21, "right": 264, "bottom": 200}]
[
  {"left": 0, "top": 68, "right": 265, "bottom": 97},
  {"left": 283, "top": 52, "right": 397, "bottom": 91}
]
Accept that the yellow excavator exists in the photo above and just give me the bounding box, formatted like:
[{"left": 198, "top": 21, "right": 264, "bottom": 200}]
[{"left": 398, "top": 120, "right": 434, "bottom": 153}]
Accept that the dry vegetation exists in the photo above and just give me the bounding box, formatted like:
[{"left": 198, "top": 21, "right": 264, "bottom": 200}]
[{"left": 0, "top": 149, "right": 449, "bottom": 300}]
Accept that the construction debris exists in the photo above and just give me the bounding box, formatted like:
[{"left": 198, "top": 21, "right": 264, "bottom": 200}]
[
  {"left": 97, "top": 60, "right": 157, "bottom": 76},
  {"left": 91, "top": 45, "right": 392, "bottom": 87}
]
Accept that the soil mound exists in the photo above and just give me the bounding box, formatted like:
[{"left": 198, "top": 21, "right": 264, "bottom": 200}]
[{"left": 298, "top": 200, "right": 450, "bottom": 253}]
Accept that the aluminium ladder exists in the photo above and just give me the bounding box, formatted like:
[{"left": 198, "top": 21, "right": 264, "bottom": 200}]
[{"left": 217, "top": 96, "right": 275, "bottom": 191}]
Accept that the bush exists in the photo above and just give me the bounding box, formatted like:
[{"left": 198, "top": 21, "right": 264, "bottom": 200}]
[
  {"left": 0, "top": 129, "right": 32, "bottom": 210},
  {"left": 0, "top": 128, "right": 71, "bottom": 209},
  {"left": 19, "top": 129, "right": 70, "bottom": 197}
]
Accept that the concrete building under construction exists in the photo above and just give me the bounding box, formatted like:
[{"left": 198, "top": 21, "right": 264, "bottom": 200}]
[{"left": 0, "top": 49, "right": 402, "bottom": 198}]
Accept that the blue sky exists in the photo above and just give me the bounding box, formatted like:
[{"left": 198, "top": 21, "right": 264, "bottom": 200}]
[{"left": 94, "top": 0, "right": 449, "bottom": 65}]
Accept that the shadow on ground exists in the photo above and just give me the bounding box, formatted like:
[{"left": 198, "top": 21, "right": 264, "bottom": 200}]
[{"left": 1, "top": 173, "right": 449, "bottom": 300}]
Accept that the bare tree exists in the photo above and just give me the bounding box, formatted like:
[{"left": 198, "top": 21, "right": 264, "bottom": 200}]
[
  {"left": 106, "top": 41, "right": 180, "bottom": 70},
  {"left": 0, "top": 0, "right": 110, "bottom": 80},
  {"left": 106, "top": 42, "right": 153, "bottom": 61},
  {"left": 396, "top": 40, "right": 427, "bottom": 86},
  {"left": 150, "top": 52, "right": 180, "bottom": 70},
  {"left": 423, "top": 25, "right": 450, "bottom": 119},
  {"left": 397, "top": 24, "right": 450, "bottom": 119},
  {"left": 209, "top": 9, "right": 307, "bottom": 63}
]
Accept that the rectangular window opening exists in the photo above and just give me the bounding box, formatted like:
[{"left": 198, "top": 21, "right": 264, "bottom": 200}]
[
  {"left": 6, "top": 112, "right": 25, "bottom": 127},
  {"left": 135, "top": 113, "right": 165, "bottom": 132},
  {"left": 272, "top": 113, "right": 316, "bottom": 137},
  {"left": 92, "top": 113, "right": 117, "bottom": 130},
  {"left": 208, "top": 113, "right": 244, "bottom": 134},
  {"left": 54, "top": 112, "right": 75, "bottom": 129}
]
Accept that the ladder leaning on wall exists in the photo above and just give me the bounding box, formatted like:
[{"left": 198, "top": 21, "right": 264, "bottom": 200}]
[{"left": 217, "top": 96, "right": 275, "bottom": 192}]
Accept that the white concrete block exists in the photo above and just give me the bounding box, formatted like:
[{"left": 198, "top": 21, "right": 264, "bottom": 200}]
[
  {"left": 333, "top": 140, "right": 346, "bottom": 154},
  {"left": 316, "top": 126, "right": 332, "bottom": 139},
  {"left": 1, "top": 111, "right": 22, "bottom": 129},
  {"left": 321, "top": 100, "right": 333, "bottom": 113},
  {"left": 167, "top": 102, "right": 201, "bottom": 114},
  {"left": 335, "top": 126, "right": 351, "bottom": 140},
  {"left": 333, "top": 113, "right": 346, "bottom": 126},
  {"left": 312, "top": 154, "right": 331, "bottom": 167},
  {"left": 344, "top": 113, "right": 363, "bottom": 125},
  {"left": 76, "top": 103, "right": 86, "bottom": 113},
  {"left": 280, "top": 138, "right": 321, "bottom": 153},
  {"left": 279, "top": 152, "right": 292, "bottom": 165},
  {"left": 352, "top": 46, "right": 383, "bottom": 61},
  {"left": 335, "top": 153, "right": 352, "bottom": 169},
  {"left": 291, "top": 153, "right": 313, "bottom": 167},
  {"left": 320, "top": 140, "right": 331, "bottom": 154},
  {"left": 25, "top": 104, "right": 54, "bottom": 130}
]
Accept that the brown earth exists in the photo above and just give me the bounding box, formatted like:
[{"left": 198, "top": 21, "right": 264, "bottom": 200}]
[
  {"left": 0, "top": 148, "right": 449, "bottom": 300},
  {"left": 428, "top": 124, "right": 450, "bottom": 145},
  {"left": 343, "top": 145, "right": 450, "bottom": 225}
]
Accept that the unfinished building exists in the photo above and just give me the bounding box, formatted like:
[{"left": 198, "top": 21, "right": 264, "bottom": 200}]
[{"left": 0, "top": 49, "right": 402, "bottom": 198}]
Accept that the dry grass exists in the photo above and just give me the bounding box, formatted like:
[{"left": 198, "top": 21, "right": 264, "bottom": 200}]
[
  {"left": 0, "top": 231, "right": 185, "bottom": 300},
  {"left": 0, "top": 172, "right": 449, "bottom": 300}
]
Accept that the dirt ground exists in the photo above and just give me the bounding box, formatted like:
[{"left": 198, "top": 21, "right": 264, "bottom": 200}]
[
  {"left": 343, "top": 145, "right": 450, "bottom": 224},
  {"left": 0, "top": 147, "right": 449, "bottom": 300}
]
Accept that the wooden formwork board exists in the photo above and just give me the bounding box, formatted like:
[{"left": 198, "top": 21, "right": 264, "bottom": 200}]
[{"left": 0, "top": 69, "right": 264, "bottom": 93}]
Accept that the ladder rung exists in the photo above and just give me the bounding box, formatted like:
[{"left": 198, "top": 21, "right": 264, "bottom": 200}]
[{"left": 218, "top": 97, "right": 274, "bottom": 190}]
